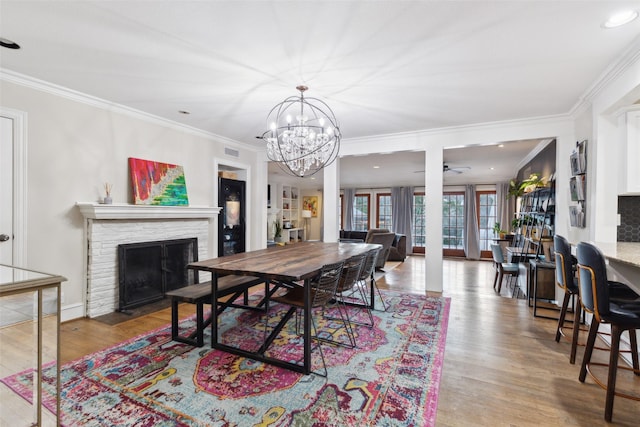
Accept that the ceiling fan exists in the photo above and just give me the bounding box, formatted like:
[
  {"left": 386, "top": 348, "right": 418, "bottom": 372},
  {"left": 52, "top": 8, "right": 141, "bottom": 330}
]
[
  {"left": 413, "top": 163, "right": 472, "bottom": 174},
  {"left": 443, "top": 163, "right": 471, "bottom": 174}
]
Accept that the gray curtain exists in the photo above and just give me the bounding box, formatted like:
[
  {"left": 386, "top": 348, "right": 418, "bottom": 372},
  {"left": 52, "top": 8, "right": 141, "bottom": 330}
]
[
  {"left": 464, "top": 184, "right": 481, "bottom": 259},
  {"left": 496, "top": 182, "right": 511, "bottom": 233},
  {"left": 391, "top": 186, "right": 414, "bottom": 253},
  {"left": 343, "top": 188, "right": 355, "bottom": 230}
]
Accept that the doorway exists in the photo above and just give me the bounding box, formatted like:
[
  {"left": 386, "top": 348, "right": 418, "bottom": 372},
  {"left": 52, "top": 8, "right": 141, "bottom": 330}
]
[
  {"left": 0, "top": 116, "right": 13, "bottom": 265},
  {"left": 0, "top": 108, "right": 27, "bottom": 268}
]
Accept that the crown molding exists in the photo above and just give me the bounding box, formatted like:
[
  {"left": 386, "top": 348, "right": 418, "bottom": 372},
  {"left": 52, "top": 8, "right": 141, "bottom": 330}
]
[
  {"left": 342, "top": 113, "right": 572, "bottom": 146},
  {"left": 0, "top": 68, "right": 260, "bottom": 153},
  {"left": 569, "top": 36, "right": 640, "bottom": 118}
]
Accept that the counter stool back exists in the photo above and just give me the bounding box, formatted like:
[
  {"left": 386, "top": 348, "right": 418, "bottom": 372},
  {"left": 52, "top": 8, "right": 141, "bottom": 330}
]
[{"left": 554, "top": 235, "right": 584, "bottom": 363}]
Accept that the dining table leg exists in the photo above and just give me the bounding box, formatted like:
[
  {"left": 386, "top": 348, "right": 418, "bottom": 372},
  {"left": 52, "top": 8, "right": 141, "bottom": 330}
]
[
  {"left": 211, "top": 272, "right": 219, "bottom": 348},
  {"left": 370, "top": 271, "right": 376, "bottom": 310},
  {"left": 303, "top": 277, "right": 311, "bottom": 374}
]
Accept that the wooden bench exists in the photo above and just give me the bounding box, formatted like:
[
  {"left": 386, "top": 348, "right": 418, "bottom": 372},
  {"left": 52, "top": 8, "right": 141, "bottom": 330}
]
[{"left": 165, "top": 275, "right": 267, "bottom": 347}]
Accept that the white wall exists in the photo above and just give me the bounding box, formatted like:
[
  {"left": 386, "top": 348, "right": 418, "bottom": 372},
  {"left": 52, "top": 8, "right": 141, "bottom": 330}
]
[
  {"left": 0, "top": 79, "right": 263, "bottom": 320},
  {"left": 590, "top": 49, "right": 640, "bottom": 243}
]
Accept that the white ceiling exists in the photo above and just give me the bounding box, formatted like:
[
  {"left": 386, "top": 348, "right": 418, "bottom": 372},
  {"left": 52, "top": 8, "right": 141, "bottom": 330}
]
[{"left": 2, "top": 1, "right": 639, "bottom": 187}]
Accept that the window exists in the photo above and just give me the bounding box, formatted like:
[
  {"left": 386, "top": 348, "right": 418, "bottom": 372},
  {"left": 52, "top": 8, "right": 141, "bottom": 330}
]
[
  {"left": 412, "top": 193, "right": 425, "bottom": 253},
  {"left": 477, "top": 191, "right": 497, "bottom": 254},
  {"left": 376, "top": 194, "right": 392, "bottom": 229},
  {"left": 353, "top": 194, "right": 370, "bottom": 231},
  {"left": 443, "top": 192, "right": 465, "bottom": 256}
]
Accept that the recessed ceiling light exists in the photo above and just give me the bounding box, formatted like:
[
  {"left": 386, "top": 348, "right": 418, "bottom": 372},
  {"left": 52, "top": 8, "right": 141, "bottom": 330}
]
[
  {"left": 490, "top": 167, "right": 495, "bottom": 170},
  {"left": 373, "top": 165, "right": 380, "bottom": 169},
  {"left": 0, "top": 37, "right": 20, "bottom": 49},
  {"left": 603, "top": 10, "right": 638, "bottom": 28},
  {"left": 498, "top": 144, "right": 504, "bottom": 148}
]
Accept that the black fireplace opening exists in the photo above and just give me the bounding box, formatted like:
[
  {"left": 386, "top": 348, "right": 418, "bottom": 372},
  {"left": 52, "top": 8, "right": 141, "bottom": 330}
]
[{"left": 118, "top": 238, "right": 198, "bottom": 311}]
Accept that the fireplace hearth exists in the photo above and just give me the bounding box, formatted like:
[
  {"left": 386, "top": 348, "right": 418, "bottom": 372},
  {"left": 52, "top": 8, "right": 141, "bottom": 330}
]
[{"left": 118, "top": 238, "right": 198, "bottom": 311}]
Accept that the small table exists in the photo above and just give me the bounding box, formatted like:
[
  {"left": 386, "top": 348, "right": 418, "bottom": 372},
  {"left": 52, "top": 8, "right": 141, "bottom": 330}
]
[
  {"left": 528, "top": 258, "right": 557, "bottom": 319},
  {"left": 188, "top": 241, "right": 379, "bottom": 374},
  {"left": 0, "top": 264, "right": 66, "bottom": 426}
]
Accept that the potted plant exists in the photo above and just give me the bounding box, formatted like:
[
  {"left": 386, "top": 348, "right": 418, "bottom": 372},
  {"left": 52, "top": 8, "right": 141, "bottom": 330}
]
[
  {"left": 273, "top": 219, "right": 284, "bottom": 243},
  {"left": 493, "top": 222, "right": 507, "bottom": 239},
  {"left": 506, "top": 173, "right": 544, "bottom": 200},
  {"left": 511, "top": 218, "right": 521, "bottom": 233}
]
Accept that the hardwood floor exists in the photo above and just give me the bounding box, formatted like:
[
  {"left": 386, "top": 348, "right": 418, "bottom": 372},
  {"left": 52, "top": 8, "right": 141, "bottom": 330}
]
[
  {"left": 2, "top": 255, "right": 638, "bottom": 425},
  {"left": 379, "top": 256, "right": 639, "bottom": 426}
]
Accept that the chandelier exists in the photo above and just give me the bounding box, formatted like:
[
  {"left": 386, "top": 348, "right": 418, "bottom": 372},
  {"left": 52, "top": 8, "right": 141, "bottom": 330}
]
[{"left": 262, "top": 85, "right": 341, "bottom": 177}]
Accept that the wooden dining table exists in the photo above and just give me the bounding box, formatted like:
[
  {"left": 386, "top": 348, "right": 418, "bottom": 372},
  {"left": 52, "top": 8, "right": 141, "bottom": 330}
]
[{"left": 187, "top": 241, "right": 380, "bottom": 374}]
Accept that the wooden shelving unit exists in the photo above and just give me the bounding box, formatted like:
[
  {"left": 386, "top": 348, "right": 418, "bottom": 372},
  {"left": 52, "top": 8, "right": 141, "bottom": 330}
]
[
  {"left": 281, "top": 185, "right": 299, "bottom": 229},
  {"left": 279, "top": 185, "right": 304, "bottom": 243}
]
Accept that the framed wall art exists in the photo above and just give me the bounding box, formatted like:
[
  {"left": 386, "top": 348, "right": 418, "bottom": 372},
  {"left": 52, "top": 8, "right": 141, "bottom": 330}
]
[
  {"left": 129, "top": 157, "right": 189, "bottom": 205},
  {"left": 302, "top": 196, "right": 318, "bottom": 217}
]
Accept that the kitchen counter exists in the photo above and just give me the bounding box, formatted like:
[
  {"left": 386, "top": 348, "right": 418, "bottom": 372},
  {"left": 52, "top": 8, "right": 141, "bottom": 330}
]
[
  {"left": 590, "top": 241, "right": 640, "bottom": 268},
  {"left": 590, "top": 241, "right": 640, "bottom": 294}
]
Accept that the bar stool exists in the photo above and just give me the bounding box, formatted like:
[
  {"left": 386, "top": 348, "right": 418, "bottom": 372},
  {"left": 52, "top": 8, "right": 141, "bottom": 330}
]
[
  {"left": 576, "top": 242, "right": 640, "bottom": 422},
  {"left": 555, "top": 235, "right": 640, "bottom": 364}
]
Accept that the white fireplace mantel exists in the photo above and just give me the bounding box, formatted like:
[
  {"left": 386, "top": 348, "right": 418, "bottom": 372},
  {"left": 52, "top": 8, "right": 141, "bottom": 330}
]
[
  {"left": 77, "top": 202, "right": 220, "bottom": 317},
  {"left": 76, "top": 202, "right": 221, "bottom": 220}
]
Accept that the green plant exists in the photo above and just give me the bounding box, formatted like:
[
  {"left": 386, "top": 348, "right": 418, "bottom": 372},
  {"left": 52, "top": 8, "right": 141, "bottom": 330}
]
[
  {"left": 506, "top": 173, "right": 544, "bottom": 199},
  {"left": 493, "top": 222, "right": 502, "bottom": 234},
  {"left": 273, "top": 219, "right": 282, "bottom": 238},
  {"left": 511, "top": 218, "right": 521, "bottom": 231}
]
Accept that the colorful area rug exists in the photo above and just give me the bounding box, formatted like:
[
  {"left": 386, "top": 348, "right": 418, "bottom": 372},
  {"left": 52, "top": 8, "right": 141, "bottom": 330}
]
[{"left": 2, "top": 290, "right": 450, "bottom": 426}]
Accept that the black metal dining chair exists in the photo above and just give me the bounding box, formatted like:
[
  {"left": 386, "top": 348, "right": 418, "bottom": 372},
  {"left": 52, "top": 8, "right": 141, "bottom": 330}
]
[
  {"left": 576, "top": 242, "right": 640, "bottom": 422},
  {"left": 325, "top": 254, "right": 366, "bottom": 348},
  {"left": 350, "top": 248, "right": 388, "bottom": 318},
  {"left": 267, "top": 261, "right": 345, "bottom": 377}
]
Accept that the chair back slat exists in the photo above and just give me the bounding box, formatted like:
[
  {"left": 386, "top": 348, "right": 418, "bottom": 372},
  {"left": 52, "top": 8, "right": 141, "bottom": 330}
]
[
  {"left": 359, "top": 248, "right": 380, "bottom": 281},
  {"left": 337, "top": 255, "right": 365, "bottom": 293},
  {"left": 311, "top": 261, "right": 344, "bottom": 307}
]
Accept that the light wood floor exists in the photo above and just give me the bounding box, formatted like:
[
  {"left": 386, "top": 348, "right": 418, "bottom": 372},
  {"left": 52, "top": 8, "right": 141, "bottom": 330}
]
[{"left": 3, "top": 256, "right": 639, "bottom": 426}]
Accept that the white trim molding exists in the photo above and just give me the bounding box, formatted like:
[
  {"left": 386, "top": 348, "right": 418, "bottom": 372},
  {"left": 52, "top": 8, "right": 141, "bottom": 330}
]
[
  {"left": 0, "top": 106, "right": 27, "bottom": 268},
  {"left": 76, "top": 203, "right": 221, "bottom": 220}
]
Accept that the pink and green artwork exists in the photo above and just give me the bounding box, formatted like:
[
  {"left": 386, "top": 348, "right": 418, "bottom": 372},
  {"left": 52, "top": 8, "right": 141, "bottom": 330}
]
[{"left": 129, "top": 157, "right": 189, "bottom": 205}]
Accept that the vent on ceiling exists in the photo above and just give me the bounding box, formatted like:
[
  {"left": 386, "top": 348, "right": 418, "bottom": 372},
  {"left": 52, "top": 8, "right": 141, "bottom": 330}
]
[{"left": 225, "top": 147, "right": 239, "bottom": 158}]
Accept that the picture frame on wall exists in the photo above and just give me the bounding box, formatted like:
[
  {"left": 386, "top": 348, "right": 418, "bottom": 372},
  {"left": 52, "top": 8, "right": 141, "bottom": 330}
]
[
  {"left": 569, "top": 175, "right": 586, "bottom": 201},
  {"left": 302, "top": 196, "right": 318, "bottom": 217},
  {"left": 570, "top": 140, "right": 587, "bottom": 175}
]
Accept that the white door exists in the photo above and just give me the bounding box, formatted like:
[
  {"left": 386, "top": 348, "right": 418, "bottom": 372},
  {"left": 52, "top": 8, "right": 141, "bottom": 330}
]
[{"left": 0, "top": 116, "right": 13, "bottom": 265}]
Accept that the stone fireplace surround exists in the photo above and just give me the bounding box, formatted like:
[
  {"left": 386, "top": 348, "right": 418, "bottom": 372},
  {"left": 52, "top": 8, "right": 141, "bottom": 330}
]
[{"left": 77, "top": 203, "right": 220, "bottom": 317}]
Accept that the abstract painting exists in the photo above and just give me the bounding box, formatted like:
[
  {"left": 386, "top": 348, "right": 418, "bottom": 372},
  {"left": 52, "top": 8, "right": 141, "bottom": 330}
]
[
  {"left": 302, "top": 196, "right": 318, "bottom": 217},
  {"left": 128, "top": 157, "right": 189, "bottom": 205}
]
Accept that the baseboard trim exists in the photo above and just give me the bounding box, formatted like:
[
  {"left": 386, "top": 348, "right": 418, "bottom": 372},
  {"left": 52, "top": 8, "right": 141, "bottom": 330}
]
[{"left": 61, "top": 303, "right": 84, "bottom": 322}]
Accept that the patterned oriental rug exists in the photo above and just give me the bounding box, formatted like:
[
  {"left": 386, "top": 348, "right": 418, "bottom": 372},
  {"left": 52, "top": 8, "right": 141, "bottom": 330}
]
[{"left": 2, "top": 290, "right": 451, "bottom": 427}]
